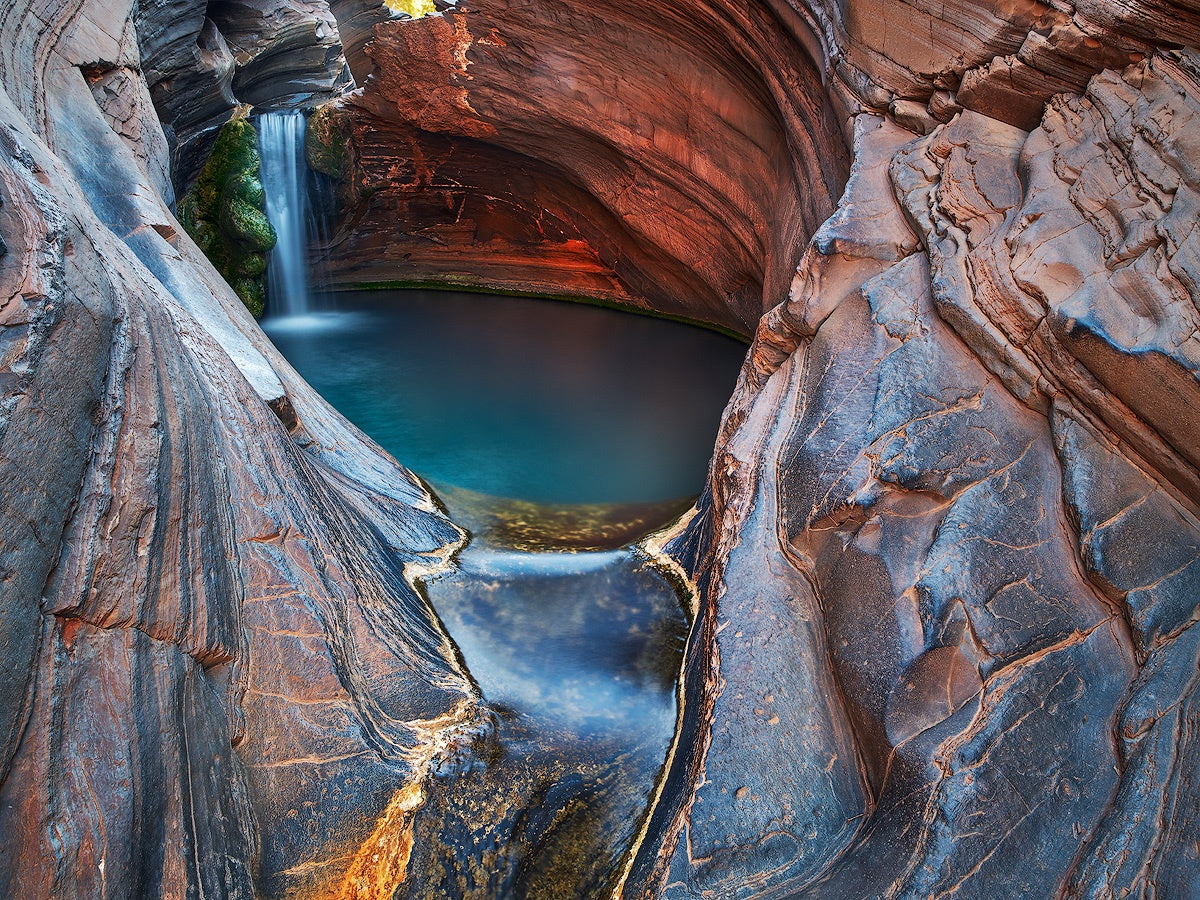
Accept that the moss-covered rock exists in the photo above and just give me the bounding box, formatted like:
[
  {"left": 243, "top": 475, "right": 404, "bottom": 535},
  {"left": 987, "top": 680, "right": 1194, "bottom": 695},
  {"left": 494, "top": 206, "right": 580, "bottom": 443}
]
[
  {"left": 305, "top": 102, "right": 366, "bottom": 234},
  {"left": 178, "top": 115, "right": 276, "bottom": 318},
  {"left": 305, "top": 103, "right": 355, "bottom": 183},
  {"left": 235, "top": 253, "right": 268, "bottom": 278},
  {"left": 231, "top": 276, "right": 266, "bottom": 318},
  {"left": 221, "top": 195, "right": 276, "bottom": 252}
]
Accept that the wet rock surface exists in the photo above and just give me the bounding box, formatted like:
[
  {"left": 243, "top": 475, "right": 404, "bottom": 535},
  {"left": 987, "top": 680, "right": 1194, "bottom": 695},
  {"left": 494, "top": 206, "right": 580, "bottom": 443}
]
[
  {"left": 0, "top": 1, "right": 482, "bottom": 897},
  {"left": 2, "top": 0, "right": 1200, "bottom": 897}
]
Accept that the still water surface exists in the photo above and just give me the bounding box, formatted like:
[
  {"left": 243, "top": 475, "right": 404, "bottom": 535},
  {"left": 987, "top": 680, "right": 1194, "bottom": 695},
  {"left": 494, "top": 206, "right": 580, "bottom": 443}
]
[{"left": 263, "top": 289, "right": 747, "bottom": 507}]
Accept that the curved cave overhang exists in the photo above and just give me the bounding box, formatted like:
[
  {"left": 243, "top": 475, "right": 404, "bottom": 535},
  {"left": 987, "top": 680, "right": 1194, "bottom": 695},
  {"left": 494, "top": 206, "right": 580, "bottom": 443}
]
[{"left": 315, "top": 0, "right": 851, "bottom": 335}]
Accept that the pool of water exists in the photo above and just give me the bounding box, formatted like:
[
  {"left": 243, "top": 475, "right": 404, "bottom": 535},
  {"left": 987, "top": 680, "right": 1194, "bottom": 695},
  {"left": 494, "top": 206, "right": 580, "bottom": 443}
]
[
  {"left": 407, "top": 548, "right": 689, "bottom": 896},
  {"left": 263, "top": 290, "right": 747, "bottom": 510},
  {"left": 263, "top": 288, "right": 746, "bottom": 896}
]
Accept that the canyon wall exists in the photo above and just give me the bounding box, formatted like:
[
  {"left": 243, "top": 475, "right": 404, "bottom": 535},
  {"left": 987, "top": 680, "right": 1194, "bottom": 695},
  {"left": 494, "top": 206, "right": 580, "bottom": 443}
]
[
  {"left": 634, "top": 90, "right": 1200, "bottom": 896},
  {"left": 314, "top": 0, "right": 848, "bottom": 334},
  {"left": 0, "top": 1, "right": 489, "bottom": 897},
  {"left": 628, "top": 9, "right": 1200, "bottom": 900},
  {"left": 317, "top": 6, "right": 1200, "bottom": 891},
  {"left": 0, "top": 0, "right": 1198, "bottom": 897}
]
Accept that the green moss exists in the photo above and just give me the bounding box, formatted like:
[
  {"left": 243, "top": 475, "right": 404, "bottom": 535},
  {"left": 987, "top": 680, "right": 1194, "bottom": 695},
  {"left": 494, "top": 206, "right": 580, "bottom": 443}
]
[
  {"left": 305, "top": 103, "right": 365, "bottom": 223},
  {"left": 225, "top": 170, "right": 266, "bottom": 209},
  {"left": 178, "top": 116, "right": 276, "bottom": 318},
  {"left": 221, "top": 196, "right": 276, "bottom": 252},
  {"left": 232, "top": 276, "right": 266, "bottom": 318},
  {"left": 305, "top": 105, "right": 351, "bottom": 181},
  {"left": 234, "top": 253, "right": 267, "bottom": 278},
  {"left": 176, "top": 193, "right": 198, "bottom": 232}
]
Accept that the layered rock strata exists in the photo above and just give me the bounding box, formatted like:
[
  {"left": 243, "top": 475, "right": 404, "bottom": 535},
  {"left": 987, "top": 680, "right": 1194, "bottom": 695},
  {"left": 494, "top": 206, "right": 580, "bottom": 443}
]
[
  {"left": 628, "top": 45, "right": 1200, "bottom": 900},
  {"left": 316, "top": 1, "right": 849, "bottom": 335},
  {"left": 1, "top": 0, "right": 1199, "bottom": 897},
  {"left": 0, "top": 0, "right": 487, "bottom": 897},
  {"left": 135, "top": 0, "right": 351, "bottom": 191}
]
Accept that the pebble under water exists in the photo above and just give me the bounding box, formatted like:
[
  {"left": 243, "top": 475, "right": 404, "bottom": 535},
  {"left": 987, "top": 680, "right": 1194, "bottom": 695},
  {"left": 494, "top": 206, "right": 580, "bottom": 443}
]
[{"left": 263, "top": 289, "right": 747, "bottom": 897}]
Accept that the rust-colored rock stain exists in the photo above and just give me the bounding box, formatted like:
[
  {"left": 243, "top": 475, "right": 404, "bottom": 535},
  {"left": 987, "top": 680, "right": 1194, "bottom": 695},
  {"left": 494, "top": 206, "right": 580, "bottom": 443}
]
[{"left": 332, "top": 783, "right": 425, "bottom": 900}]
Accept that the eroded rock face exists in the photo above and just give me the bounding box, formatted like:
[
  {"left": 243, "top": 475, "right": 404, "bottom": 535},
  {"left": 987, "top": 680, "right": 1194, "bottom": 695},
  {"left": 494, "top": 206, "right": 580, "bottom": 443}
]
[
  {"left": 317, "top": 1, "right": 1200, "bottom": 895},
  {"left": 135, "top": 0, "right": 351, "bottom": 190},
  {"left": 0, "top": 1, "right": 486, "bottom": 897},
  {"left": 628, "top": 50, "right": 1200, "bottom": 900},
  {"left": 316, "top": 1, "right": 849, "bottom": 335},
  {"left": 2, "top": 0, "right": 1199, "bottom": 897}
]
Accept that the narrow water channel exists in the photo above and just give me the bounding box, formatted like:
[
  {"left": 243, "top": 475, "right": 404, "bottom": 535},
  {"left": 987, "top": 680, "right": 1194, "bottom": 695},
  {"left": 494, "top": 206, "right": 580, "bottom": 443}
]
[{"left": 264, "top": 288, "right": 747, "bottom": 896}]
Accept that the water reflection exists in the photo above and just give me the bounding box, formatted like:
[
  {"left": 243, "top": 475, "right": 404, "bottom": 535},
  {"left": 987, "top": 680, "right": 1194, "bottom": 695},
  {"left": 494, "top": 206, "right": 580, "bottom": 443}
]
[{"left": 264, "top": 289, "right": 746, "bottom": 506}]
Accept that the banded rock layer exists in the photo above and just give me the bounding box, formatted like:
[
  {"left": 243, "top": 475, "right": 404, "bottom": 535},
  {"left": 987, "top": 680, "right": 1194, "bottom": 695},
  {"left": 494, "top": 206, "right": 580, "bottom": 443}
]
[
  {"left": 317, "top": 0, "right": 848, "bottom": 334},
  {"left": 303, "top": 1, "right": 1200, "bottom": 895},
  {"left": 0, "top": 1, "right": 487, "bottom": 897},
  {"left": 0, "top": 0, "right": 1198, "bottom": 897}
]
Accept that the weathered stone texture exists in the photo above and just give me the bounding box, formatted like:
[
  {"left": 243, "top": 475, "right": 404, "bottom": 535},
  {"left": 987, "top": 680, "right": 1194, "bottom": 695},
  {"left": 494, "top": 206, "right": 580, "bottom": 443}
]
[
  {"left": 2, "top": 0, "right": 1200, "bottom": 896},
  {"left": 0, "top": 0, "right": 484, "bottom": 896},
  {"left": 317, "top": 0, "right": 849, "bottom": 335},
  {"left": 627, "top": 40, "right": 1200, "bottom": 900},
  {"left": 135, "top": 0, "right": 351, "bottom": 189},
  {"left": 207, "top": 0, "right": 351, "bottom": 108}
]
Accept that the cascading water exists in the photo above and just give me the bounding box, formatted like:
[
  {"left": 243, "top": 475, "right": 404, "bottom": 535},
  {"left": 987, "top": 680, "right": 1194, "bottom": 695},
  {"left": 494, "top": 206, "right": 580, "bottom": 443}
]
[{"left": 258, "top": 110, "right": 314, "bottom": 317}]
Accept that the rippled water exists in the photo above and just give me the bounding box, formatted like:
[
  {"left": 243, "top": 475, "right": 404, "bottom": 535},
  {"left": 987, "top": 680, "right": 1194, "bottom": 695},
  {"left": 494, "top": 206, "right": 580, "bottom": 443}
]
[{"left": 264, "top": 289, "right": 746, "bottom": 896}]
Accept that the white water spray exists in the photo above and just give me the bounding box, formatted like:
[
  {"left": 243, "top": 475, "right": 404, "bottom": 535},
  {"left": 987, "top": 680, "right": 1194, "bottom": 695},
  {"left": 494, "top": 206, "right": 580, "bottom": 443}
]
[{"left": 258, "top": 110, "right": 314, "bottom": 317}]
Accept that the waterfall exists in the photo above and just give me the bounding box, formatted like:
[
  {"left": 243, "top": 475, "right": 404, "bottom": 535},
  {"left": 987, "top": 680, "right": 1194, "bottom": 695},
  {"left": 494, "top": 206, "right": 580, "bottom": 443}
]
[{"left": 258, "top": 110, "right": 314, "bottom": 317}]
